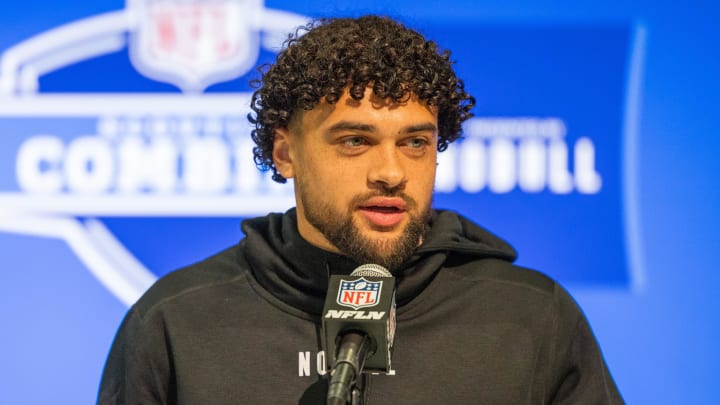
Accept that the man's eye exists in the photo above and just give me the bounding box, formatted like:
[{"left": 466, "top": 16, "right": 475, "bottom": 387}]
[
  {"left": 342, "top": 137, "right": 366, "bottom": 147},
  {"left": 406, "top": 138, "right": 429, "bottom": 148}
]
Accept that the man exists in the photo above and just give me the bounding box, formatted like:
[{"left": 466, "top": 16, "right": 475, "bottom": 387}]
[{"left": 98, "top": 15, "right": 623, "bottom": 404}]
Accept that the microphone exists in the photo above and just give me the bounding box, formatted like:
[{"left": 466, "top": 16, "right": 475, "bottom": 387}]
[{"left": 322, "top": 264, "right": 396, "bottom": 405}]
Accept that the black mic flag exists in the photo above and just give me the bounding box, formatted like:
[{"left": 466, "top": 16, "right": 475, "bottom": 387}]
[{"left": 322, "top": 264, "right": 396, "bottom": 404}]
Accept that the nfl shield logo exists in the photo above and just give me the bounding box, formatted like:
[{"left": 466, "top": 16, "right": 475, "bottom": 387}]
[
  {"left": 337, "top": 278, "right": 383, "bottom": 310},
  {"left": 129, "top": 0, "right": 262, "bottom": 92}
]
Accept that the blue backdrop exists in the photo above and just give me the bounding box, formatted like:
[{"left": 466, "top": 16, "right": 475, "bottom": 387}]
[{"left": 0, "top": 1, "right": 718, "bottom": 404}]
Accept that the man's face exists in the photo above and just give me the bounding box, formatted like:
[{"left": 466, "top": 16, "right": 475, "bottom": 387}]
[{"left": 273, "top": 89, "right": 438, "bottom": 271}]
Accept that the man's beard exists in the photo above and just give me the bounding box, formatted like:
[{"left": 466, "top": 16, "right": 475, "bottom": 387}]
[{"left": 301, "top": 190, "right": 431, "bottom": 273}]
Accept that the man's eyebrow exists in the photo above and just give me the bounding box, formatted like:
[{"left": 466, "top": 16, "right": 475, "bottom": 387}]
[
  {"left": 406, "top": 122, "right": 438, "bottom": 134},
  {"left": 326, "top": 121, "right": 438, "bottom": 134},
  {"left": 326, "top": 121, "right": 376, "bottom": 133}
]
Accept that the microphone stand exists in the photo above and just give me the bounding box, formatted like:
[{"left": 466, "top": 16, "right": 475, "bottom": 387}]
[{"left": 327, "top": 333, "right": 373, "bottom": 405}]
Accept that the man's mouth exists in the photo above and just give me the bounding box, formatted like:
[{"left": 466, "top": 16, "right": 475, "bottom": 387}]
[
  {"left": 363, "top": 205, "right": 402, "bottom": 213},
  {"left": 358, "top": 197, "right": 407, "bottom": 227}
]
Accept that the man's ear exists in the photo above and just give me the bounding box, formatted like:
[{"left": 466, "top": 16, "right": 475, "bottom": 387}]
[{"left": 273, "top": 127, "right": 295, "bottom": 179}]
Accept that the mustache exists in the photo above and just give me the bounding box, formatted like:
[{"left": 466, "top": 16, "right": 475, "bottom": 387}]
[{"left": 349, "top": 190, "right": 418, "bottom": 211}]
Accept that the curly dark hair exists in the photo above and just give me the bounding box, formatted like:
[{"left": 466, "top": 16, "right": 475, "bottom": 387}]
[{"left": 248, "top": 15, "right": 475, "bottom": 183}]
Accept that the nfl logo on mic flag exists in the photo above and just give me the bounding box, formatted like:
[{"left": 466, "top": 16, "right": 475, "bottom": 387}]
[{"left": 337, "top": 278, "right": 382, "bottom": 310}]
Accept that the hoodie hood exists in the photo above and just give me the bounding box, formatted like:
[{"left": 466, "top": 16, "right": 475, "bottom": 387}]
[{"left": 240, "top": 208, "right": 516, "bottom": 316}]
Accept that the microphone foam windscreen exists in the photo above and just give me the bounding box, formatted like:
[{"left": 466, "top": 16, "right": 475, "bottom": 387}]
[{"left": 350, "top": 264, "right": 392, "bottom": 278}]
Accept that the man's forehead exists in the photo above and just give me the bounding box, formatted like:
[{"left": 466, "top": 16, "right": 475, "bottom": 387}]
[{"left": 289, "top": 89, "right": 438, "bottom": 133}]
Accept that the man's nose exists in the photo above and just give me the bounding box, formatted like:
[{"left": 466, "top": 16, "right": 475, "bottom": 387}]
[{"left": 367, "top": 144, "right": 407, "bottom": 190}]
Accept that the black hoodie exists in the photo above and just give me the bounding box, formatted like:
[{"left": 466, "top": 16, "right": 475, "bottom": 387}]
[{"left": 98, "top": 209, "right": 623, "bottom": 404}]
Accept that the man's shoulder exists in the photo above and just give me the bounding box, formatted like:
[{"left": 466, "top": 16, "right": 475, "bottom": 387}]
[
  {"left": 445, "top": 255, "right": 587, "bottom": 322},
  {"left": 132, "top": 243, "right": 250, "bottom": 317},
  {"left": 443, "top": 255, "right": 584, "bottom": 314},
  {"left": 446, "top": 255, "right": 556, "bottom": 295}
]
